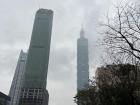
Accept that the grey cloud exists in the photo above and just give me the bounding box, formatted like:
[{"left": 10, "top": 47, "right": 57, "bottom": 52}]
[
  {"left": 48, "top": 44, "right": 76, "bottom": 81},
  {"left": 0, "top": 49, "right": 19, "bottom": 73}
]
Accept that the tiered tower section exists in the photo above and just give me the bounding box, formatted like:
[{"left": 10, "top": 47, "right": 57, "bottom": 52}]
[{"left": 77, "top": 29, "right": 89, "bottom": 91}]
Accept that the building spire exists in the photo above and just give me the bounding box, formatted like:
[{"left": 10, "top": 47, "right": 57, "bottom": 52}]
[{"left": 80, "top": 28, "right": 85, "bottom": 38}]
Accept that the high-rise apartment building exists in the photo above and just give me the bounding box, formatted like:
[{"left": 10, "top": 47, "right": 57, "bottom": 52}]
[
  {"left": 9, "top": 50, "right": 27, "bottom": 105},
  {"left": 77, "top": 29, "right": 89, "bottom": 91},
  {"left": 19, "top": 9, "right": 53, "bottom": 105}
]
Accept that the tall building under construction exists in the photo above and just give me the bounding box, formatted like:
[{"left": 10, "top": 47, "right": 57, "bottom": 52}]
[
  {"left": 77, "top": 29, "right": 89, "bottom": 91},
  {"left": 16, "top": 9, "right": 53, "bottom": 105}
]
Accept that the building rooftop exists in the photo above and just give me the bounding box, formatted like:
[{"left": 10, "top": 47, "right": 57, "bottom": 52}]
[{"left": 37, "top": 8, "right": 53, "bottom": 14}]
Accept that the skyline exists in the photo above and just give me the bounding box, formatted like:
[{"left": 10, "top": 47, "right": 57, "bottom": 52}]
[{"left": 0, "top": 0, "right": 140, "bottom": 105}]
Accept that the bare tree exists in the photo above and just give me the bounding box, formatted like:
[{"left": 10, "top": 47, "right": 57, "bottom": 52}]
[
  {"left": 102, "top": 4, "right": 140, "bottom": 63},
  {"left": 74, "top": 3, "right": 140, "bottom": 105},
  {"left": 101, "top": 4, "right": 140, "bottom": 105}
]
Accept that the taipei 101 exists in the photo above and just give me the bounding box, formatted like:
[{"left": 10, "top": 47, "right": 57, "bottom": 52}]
[{"left": 0, "top": 0, "right": 140, "bottom": 105}]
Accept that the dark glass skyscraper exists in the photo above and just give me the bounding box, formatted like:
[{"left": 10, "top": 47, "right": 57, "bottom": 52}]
[
  {"left": 19, "top": 9, "right": 53, "bottom": 105},
  {"left": 9, "top": 50, "right": 27, "bottom": 105},
  {"left": 77, "top": 29, "right": 89, "bottom": 91}
]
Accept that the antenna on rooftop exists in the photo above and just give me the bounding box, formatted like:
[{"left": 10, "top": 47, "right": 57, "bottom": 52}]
[
  {"left": 80, "top": 23, "right": 85, "bottom": 38},
  {"left": 35, "top": 0, "right": 41, "bottom": 9}
]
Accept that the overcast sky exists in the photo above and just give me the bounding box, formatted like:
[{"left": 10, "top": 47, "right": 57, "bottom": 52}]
[{"left": 0, "top": 0, "right": 139, "bottom": 105}]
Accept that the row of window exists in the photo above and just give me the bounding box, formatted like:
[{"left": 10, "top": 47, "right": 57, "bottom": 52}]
[
  {"left": 20, "top": 98, "right": 43, "bottom": 104},
  {"left": 20, "top": 88, "right": 43, "bottom": 99}
]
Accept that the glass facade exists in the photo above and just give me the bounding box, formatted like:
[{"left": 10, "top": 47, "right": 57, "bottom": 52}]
[
  {"left": 9, "top": 50, "right": 27, "bottom": 105},
  {"left": 19, "top": 9, "right": 53, "bottom": 105}
]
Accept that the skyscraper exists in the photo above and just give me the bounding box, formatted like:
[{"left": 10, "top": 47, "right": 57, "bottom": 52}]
[
  {"left": 77, "top": 29, "right": 89, "bottom": 91},
  {"left": 19, "top": 9, "right": 53, "bottom": 105},
  {"left": 9, "top": 50, "right": 27, "bottom": 105}
]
